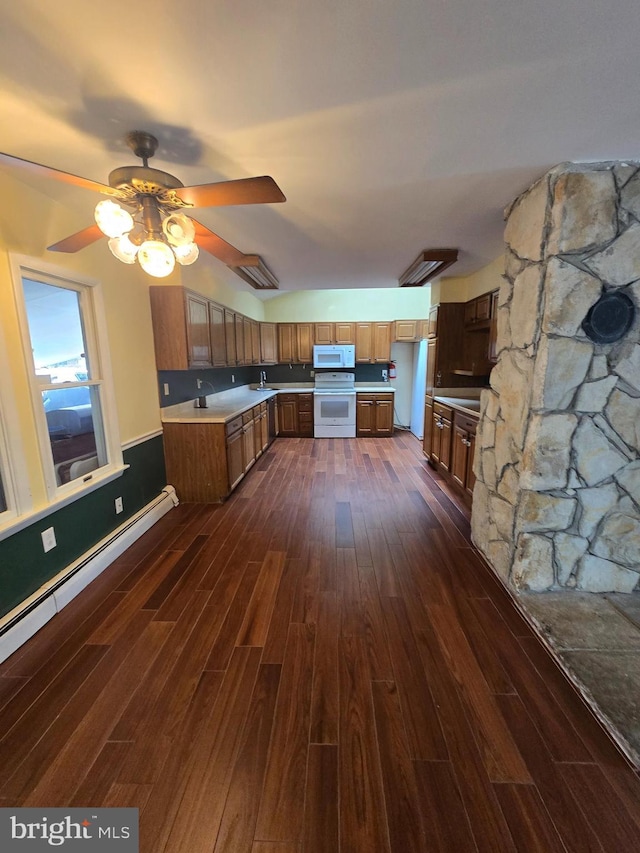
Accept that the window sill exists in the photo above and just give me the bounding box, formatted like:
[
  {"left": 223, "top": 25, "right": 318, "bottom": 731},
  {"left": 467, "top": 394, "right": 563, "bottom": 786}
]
[{"left": 0, "top": 464, "right": 130, "bottom": 543}]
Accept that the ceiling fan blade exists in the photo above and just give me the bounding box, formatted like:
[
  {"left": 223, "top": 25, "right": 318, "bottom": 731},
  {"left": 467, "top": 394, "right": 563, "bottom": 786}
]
[
  {"left": 178, "top": 176, "right": 286, "bottom": 207},
  {"left": 48, "top": 225, "right": 104, "bottom": 253},
  {"left": 0, "top": 151, "right": 115, "bottom": 195},
  {"left": 191, "top": 219, "right": 251, "bottom": 266}
]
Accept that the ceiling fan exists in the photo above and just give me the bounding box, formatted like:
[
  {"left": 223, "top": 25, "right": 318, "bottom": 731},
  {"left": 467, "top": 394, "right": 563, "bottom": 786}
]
[{"left": 0, "top": 130, "right": 286, "bottom": 278}]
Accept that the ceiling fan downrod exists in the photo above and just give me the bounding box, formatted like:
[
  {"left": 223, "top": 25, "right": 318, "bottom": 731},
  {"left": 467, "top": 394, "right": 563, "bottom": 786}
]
[{"left": 126, "top": 130, "right": 159, "bottom": 168}]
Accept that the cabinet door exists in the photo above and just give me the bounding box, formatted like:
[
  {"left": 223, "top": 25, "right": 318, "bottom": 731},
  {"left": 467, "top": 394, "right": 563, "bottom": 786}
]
[
  {"left": 296, "top": 323, "right": 314, "bottom": 363},
  {"left": 243, "top": 316, "right": 253, "bottom": 365},
  {"left": 278, "top": 399, "right": 298, "bottom": 435},
  {"left": 186, "top": 292, "right": 212, "bottom": 367},
  {"left": 225, "top": 309, "right": 237, "bottom": 365},
  {"left": 466, "top": 432, "right": 477, "bottom": 497},
  {"left": 426, "top": 339, "right": 437, "bottom": 395},
  {"left": 423, "top": 398, "right": 433, "bottom": 458},
  {"left": 440, "top": 418, "right": 452, "bottom": 472},
  {"left": 476, "top": 294, "right": 491, "bottom": 321},
  {"left": 314, "top": 323, "right": 334, "bottom": 345},
  {"left": 149, "top": 285, "right": 189, "bottom": 370},
  {"left": 334, "top": 322, "right": 355, "bottom": 344},
  {"left": 260, "top": 409, "right": 269, "bottom": 453},
  {"left": 451, "top": 424, "right": 469, "bottom": 488},
  {"left": 235, "top": 314, "right": 245, "bottom": 365},
  {"left": 394, "top": 320, "right": 418, "bottom": 342},
  {"left": 209, "top": 302, "right": 227, "bottom": 366},
  {"left": 356, "top": 398, "right": 375, "bottom": 435},
  {"left": 431, "top": 411, "right": 442, "bottom": 463},
  {"left": 243, "top": 419, "right": 256, "bottom": 473},
  {"left": 260, "top": 322, "right": 278, "bottom": 364},
  {"left": 355, "top": 323, "right": 373, "bottom": 362},
  {"left": 278, "top": 324, "right": 296, "bottom": 363},
  {"left": 251, "top": 320, "right": 260, "bottom": 364},
  {"left": 374, "top": 398, "right": 394, "bottom": 435},
  {"left": 427, "top": 306, "right": 439, "bottom": 338},
  {"left": 488, "top": 290, "right": 499, "bottom": 362},
  {"left": 373, "top": 322, "right": 392, "bottom": 362},
  {"left": 226, "top": 428, "right": 244, "bottom": 491}
]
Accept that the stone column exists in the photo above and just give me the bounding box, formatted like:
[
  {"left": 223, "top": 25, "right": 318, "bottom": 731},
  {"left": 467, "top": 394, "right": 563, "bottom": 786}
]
[{"left": 471, "top": 163, "right": 640, "bottom": 593}]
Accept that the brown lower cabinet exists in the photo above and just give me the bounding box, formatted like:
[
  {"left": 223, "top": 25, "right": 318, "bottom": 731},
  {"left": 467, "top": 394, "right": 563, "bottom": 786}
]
[
  {"left": 278, "top": 393, "right": 314, "bottom": 437},
  {"left": 164, "top": 401, "right": 271, "bottom": 503},
  {"left": 425, "top": 401, "right": 478, "bottom": 506},
  {"left": 356, "top": 393, "right": 394, "bottom": 436}
]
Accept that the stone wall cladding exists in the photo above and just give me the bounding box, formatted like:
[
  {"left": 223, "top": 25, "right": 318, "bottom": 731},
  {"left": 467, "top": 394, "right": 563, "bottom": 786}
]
[{"left": 472, "top": 162, "right": 640, "bottom": 593}]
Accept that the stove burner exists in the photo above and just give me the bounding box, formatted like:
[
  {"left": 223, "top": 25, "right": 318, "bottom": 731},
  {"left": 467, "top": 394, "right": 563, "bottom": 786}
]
[{"left": 582, "top": 291, "right": 635, "bottom": 344}]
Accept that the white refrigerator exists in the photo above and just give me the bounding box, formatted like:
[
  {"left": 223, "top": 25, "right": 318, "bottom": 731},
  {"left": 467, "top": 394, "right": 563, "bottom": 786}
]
[{"left": 409, "top": 340, "right": 427, "bottom": 439}]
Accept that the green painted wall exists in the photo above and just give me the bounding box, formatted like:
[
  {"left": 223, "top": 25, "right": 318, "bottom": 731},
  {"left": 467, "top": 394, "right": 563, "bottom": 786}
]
[{"left": 0, "top": 435, "right": 166, "bottom": 619}]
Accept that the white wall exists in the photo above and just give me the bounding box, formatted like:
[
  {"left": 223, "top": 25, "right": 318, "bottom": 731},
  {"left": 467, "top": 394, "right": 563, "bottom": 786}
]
[{"left": 263, "top": 286, "right": 431, "bottom": 322}]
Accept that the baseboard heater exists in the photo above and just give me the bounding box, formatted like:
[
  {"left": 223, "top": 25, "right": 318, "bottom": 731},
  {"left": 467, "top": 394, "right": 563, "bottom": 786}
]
[{"left": 0, "top": 485, "right": 179, "bottom": 664}]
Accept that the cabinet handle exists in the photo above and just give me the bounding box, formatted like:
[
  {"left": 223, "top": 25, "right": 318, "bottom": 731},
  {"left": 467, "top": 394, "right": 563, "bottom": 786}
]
[{"left": 462, "top": 438, "right": 471, "bottom": 447}]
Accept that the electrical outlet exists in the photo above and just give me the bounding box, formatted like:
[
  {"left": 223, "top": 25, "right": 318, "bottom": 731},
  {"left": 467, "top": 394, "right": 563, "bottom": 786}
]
[
  {"left": 163, "top": 383, "right": 169, "bottom": 396},
  {"left": 41, "top": 526, "right": 56, "bottom": 553},
  {"left": 115, "top": 496, "right": 123, "bottom": 514},
  {"left": 196, "top": 378, "right": 202, "bottom": 389},
  {"left": 231, "top": 374, "right": 235, "bottom": 383},
  {"left": 310, "top": 370, "right": 315, "bottom": 378},
  {"left": 382, "top": 369, "right": 388, "bottom": 381}
]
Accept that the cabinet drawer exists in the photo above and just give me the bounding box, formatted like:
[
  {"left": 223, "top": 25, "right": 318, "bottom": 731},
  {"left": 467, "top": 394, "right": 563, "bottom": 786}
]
[
  {"left": 455, "top": 413, "right": 478, "bottom": 434},
  {"left": 433, "top": 402, "right": 453, "bottom": 420},
  {"left": 226, "top": 415, "right": 243, "bottom": 436},
  {"left": 278, "top": 393, "right": 297, "bottom": 403},
  {"left": 298, "top": 394, "right": 313, "bottom": 412},
  {"left": 242, "top": 410, "right": 254, "bottom": 425}
]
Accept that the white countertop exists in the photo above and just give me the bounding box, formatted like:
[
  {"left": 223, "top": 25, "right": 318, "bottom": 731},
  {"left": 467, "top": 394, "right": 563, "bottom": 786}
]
[{"left": 161, "top": 383, "right": 396, "bottom": 424}]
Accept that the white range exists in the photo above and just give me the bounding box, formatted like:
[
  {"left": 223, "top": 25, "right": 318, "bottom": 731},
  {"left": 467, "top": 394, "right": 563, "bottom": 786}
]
[{"left": 313, "top": 372, "right": 356, "bottom": 438}]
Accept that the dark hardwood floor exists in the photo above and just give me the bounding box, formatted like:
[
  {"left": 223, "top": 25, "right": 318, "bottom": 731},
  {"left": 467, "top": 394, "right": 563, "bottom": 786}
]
[{"left": 2, "top": 434, "right": 640, "bottom": 851}]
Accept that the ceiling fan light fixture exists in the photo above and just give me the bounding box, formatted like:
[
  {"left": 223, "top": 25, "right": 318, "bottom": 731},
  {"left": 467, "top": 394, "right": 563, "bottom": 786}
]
[
  {"left": 398, "top": 249, "right": 458, "bottom": 286},
  {"left": 173, "top": 241, "right": 199, "bottom": 266},
  {"left": 229, "top": 255, "right": 279, "bottom": 290},
  {"left": 108, "top": 234, "right": 138, "bottom": 264},
  {"left": 162, "top": 212, "right": 196, "bottom": 247},
  {"left": 94, "top": 199, "right": 134, "bottom": 239},
  {"left": 138, "top": 239, "right": 176, "bottom": 278}
]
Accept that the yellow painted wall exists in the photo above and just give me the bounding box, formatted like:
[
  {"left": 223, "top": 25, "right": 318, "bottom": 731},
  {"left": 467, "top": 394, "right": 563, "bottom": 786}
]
[
  {"left": 435, "top": 256, "right": 504, "bottom": 305},
  {"left": 170, "top": 263, "right": 266, "bottom": 320},
  {"left": 263, "top": 286, "right": 432, "bottom": 322}
]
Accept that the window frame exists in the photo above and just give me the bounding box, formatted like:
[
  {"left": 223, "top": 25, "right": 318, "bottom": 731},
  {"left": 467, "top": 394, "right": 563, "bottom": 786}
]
[
  {"left": 9, "top": 254, "right": 124, "bottom": 505},
  {"left": 0, "top": 323, "right": 30, "bottom": 528}
]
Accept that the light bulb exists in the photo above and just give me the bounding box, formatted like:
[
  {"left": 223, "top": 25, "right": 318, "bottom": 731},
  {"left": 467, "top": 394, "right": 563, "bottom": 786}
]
[
  {"left": 95, "top": 199, "right": 134, "bottom": 238},
  {"left": 138, "top": 240, "right": 176, "bottom": 278},
  {"left": 173, "top": 242, "right": 199, "bottom": 265},
  {"left": 162, "top": 213, "right": 196, "bottom": 247},
  {"left": 108, "top": 234, "right": 138, "bottom": 264}
]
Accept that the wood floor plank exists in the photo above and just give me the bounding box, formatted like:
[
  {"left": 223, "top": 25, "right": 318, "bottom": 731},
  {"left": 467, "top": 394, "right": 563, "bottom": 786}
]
[
  {"left": 255, "top": 623, "right": 316, "bottom": 843},
  {"left": 262, "top": 557, "right": 302, "bottom": 665},
  {"left": 302, "top": 744, "right": 339, "bottom": 853},
  {"left": 163, "top": 646, "right": 263, "bottom": 852},
  {"left": 371, "top": 680, "right": 427, "bottom": 852},
  {"left": 309, "top": 592, "right": 339, "bottom": 744},
  {"left": 383, "top": 597, "right": 449, "bottom": 760},
  {"left": 492, "top": 783, "right": 568, "bottom": 853},
  {"left": 338, "top": 634, "right": 390, "bottom": 853},
  {"left": 237, "top": 551, "right": 286, "bottom": 647},
  {"left": 214, "top": 663, "right": 282, "bottom": 853},
  {"left": 413, "top": 760, "right": 479, "bottom": 852}
]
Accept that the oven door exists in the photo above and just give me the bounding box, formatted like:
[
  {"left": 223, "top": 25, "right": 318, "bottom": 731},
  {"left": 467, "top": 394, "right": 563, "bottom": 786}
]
[{"left": 313, "top": 392, "right": 356, "bottom": 437}]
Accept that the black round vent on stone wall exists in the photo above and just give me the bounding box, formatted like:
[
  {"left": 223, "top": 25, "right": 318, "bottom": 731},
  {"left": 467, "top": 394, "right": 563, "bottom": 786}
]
[{"left": 582, "top": 291, "right": 635, "bottom": 343}]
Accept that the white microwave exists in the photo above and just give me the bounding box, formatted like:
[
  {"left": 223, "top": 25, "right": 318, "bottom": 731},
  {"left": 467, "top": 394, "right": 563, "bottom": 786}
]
[{"left": 313, "top": 344, "right": 355, "bottom": 369}]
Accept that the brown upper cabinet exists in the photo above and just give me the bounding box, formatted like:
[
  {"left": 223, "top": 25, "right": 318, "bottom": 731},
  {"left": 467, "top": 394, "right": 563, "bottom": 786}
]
[
  {"left": 278, "top": 324, "right": 297, "bottom": 363},
  {"left": 393, "top": 319, "right": 428, "bottom": 342},
  {"left": 224, "top": 308, "right": 236, "bottom": 366},
  {"left": 209, "top": 302, "right": 227, "bottom": 367},
  {"left": 427, "top": 305, "right": 439, "bottom": 338},
  {"left": 314, "top": 322, "right": 356, "bottom": 345},
  {"left": 235, "top": 314, "right": 245, "bottom": 365},
  {"left": 260, "top": 322, "right": 278, "bottom": 364},
  {"left": 355, "top": 322, "right": 391, "bottom": 363},
  {"left": 296, "top": 323, "right": 314, "bottom": 363},
  {"left": 149, "top": 286, "right": 211, "bottom": 370},
  {"left": 464, "top": 292, "right": 492, "bottom": 328}
]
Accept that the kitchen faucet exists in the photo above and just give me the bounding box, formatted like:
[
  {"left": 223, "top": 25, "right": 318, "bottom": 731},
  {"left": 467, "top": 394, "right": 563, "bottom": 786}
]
[{"left": 259, "top": 370, "right": 267, "bottom": 387}]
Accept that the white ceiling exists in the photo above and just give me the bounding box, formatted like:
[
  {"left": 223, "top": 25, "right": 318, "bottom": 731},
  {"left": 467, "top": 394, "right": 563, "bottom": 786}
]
[{"left": 1, "top": 0, "right": 639, "bottom": 297}]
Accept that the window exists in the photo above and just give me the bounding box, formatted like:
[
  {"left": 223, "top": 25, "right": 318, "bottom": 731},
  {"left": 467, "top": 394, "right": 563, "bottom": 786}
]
[{"left": 12, "top": 257, "right": 123, "bottom": 502}]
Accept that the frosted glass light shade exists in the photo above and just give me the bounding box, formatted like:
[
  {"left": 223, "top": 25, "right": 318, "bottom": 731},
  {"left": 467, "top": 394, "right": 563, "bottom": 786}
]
[
  {"left": 108, "top": 234, "right": 138, "bottom": 264},
  {"left": 95, "top": 199, "right": 134, "bottom": 238},
  {"left": 138, "top": 240, "right": 176, "bottom": 278},
  {"left": 163, "top": 213, "right": 196, "bottom": 246},
  {"left": 173, "top": 242, "right": 199, "bottom": 265}
]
